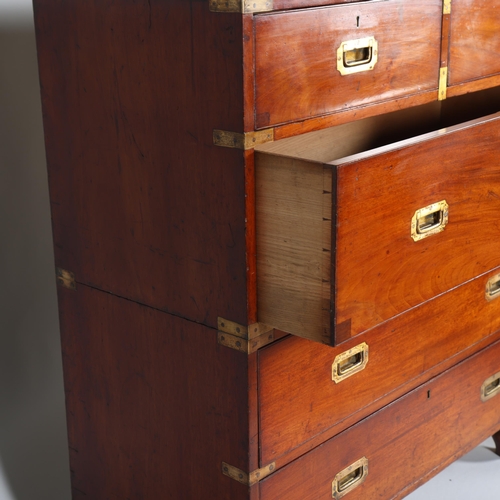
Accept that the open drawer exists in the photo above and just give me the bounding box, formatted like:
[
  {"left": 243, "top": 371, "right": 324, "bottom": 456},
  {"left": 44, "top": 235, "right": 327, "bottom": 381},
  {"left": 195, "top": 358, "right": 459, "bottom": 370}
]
[{"left": 255, "top": 92, "right": 500, "bottom": 345}]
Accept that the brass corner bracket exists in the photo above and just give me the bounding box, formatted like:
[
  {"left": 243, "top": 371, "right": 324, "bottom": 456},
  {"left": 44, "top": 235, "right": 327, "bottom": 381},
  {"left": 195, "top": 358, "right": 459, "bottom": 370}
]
[
  {"left": 222, "top": 461, "right": 276, "bottom": 486},
  {"left": 56, "top": 268, "right": 76, "bottom": 290},
  {"left": 213, "top": 129, "right": 274, "bottom": 150},
  {"left": 217, "top": 317, "right": 274, "bottom": 354},
  {"left": 443, "top": 0, "right": 451, "bottom": 14},
  {"left": 209, "top": 0, "right": 274, "bottom": 14}
]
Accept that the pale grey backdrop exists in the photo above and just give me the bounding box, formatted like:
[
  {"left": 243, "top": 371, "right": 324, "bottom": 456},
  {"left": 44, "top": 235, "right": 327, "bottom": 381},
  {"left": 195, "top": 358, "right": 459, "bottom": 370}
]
[{"left": 0, "top": 1, "right": 498, "bottom": 499}]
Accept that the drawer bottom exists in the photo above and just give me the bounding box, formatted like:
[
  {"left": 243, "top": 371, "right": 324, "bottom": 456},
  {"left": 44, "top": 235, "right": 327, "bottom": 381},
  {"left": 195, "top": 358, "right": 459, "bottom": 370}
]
[{"left": 259, "top": 339, "right": 500, "bottom": 499}]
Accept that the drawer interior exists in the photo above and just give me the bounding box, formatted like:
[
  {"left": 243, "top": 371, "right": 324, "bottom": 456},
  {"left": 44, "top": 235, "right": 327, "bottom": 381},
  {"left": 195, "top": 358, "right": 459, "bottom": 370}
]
[{"left": 256, "top": 86, "right": 500, "bottom": 162}]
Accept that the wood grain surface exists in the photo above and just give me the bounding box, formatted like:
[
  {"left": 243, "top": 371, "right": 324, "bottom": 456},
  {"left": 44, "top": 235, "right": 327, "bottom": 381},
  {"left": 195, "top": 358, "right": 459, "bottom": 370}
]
[
  {"left": 256, "top": 154, "right": 333, "bottom": 344},
  {"left": 449, "top": 0, "right": 500, "bottom": 85},
  {"left": 254, "top": 0, "right": 442, "bottom": 128},
  {"left": 258, "top": 266, "right": 500, "bottom": 466},
  {"left": 334, "top": 112, "right": 500, "bottom": 338},
  {"left": 259, "top": 337, "right": 500, "bottom": 499},
  {"left": 34, "top": 0, "right": 249, "bottom": 329},
  {"left": 272, "top": 0, "right": 369, "bottom": 10},
  {"left": 57, "top": 284, "right": 252, "bottom": 499}
]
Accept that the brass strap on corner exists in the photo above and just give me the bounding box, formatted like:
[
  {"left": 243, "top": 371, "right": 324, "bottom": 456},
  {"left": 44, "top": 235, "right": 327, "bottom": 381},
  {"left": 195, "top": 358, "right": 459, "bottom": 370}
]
[
  {"left": 443, "top": 0, "right": 451, "bottom": 14},
  {"left": 209, "top": 0, "right": 274, "bottom": 13},
  {"left": 217, "top": 317, "right": 274, "bottom": 354},
  {"left": 438, "top": 67, "right": 448, "bottom": 101},
  {"left": 213, "top": 129, "right": 274, "bottom": 150},
  {"left": 56, "top": 268, "right": 77, "bottom": 290},
  {"left": 222, "top": 461, "right": 276, "bottom": 486}
]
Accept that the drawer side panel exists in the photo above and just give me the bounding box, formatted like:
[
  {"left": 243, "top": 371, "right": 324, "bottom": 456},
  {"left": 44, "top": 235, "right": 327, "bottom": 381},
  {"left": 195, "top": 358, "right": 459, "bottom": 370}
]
[{"left": 256, "top": 153, "right": 332, "bottom": 344}]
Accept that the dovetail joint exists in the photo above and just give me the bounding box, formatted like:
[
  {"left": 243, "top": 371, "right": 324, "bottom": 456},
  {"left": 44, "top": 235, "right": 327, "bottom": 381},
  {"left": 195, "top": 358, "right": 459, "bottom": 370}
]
[
  {"left": 56, "top": 268, "right": 77, "bottom": 290},
  {"left": 222, "top": 462, "right": 276, "bottom": 486},
  {"left": 209, "top": 0, "right": 274, "bottom": 13},
  {"left": 213, "top": 129, "right": 274, "bottom": 150}
]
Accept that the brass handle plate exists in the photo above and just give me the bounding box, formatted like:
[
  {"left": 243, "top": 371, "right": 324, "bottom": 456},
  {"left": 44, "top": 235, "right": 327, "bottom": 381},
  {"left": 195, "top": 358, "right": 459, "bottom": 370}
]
[
  {"left": 332, "top": 343, "right": 369, "bottom": 384},
  {"left": 481, "top": 372, "right": 500, "bottom": 402},
  {"left": 332, "top": 457, "right": 368, "bottom": 499},
  {"left": 485, "top": 273, "right": 500, "bottom": 302},
  {"left": 337, "top": 37, "right": 378, "bottom": 76},
  {"left": 411, "top": 200, "right": 449, "bottom": 242}
]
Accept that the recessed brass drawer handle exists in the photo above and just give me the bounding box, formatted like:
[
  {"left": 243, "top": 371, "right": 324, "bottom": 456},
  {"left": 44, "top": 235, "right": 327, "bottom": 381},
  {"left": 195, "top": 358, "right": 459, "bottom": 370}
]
[
  {"left": 481, "top": 372, "right": 500, "bottom": 402},
  {"left": 337, "top": 37, "right": 378, "bottom": 76},
  {"left": 486, "top": 273, "right": 500, "bottom": 301},
  {"left": 332, "top": 343, "right": 369, "bottom": 384},
  {"left": 411, "top": 200, "right": 449, "bottom": 242},
  {"left": 332, "top": 457, "right": 368, "bottom": 499}
]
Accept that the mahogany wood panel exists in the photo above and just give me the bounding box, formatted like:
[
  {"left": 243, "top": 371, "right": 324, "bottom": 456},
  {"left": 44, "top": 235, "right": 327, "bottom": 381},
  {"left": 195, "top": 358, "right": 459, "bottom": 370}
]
[
  {"left": 256, "top": 111, "right": 500, "bottom": 343},
  {"left": 272, "top": 0, "right": 367, "bottom": 10},
  {"left": 258, "top": 266, "right": 500, "bottom": 467},
  {"left": 274, "top": 90, "right": 438, "bottom": 140},
  {"left": 254, "top": 0, "right": 442, "bottom": 128},
  {"left": 57, "top": 284, "right": 252, "bottom": 499},
  {"left": 449, "top": 0, "right": 500, "bottom": 85},
  {"left": 448, "top": 75, "right": 500, "bottom": 99},
  {"left": 33, "top": 0, "right": 249, "bottom": 329},
  {"left": 259, "top": 338, "right": 500, "bottom": 499},
  {"left": 333, "top": 112, "right": 500, "bottom": 339}
]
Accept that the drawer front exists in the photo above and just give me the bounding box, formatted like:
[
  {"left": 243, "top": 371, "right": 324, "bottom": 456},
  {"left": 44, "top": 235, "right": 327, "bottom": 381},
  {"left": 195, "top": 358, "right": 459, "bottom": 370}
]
[
  {"left": 258, "top": 266, "right": 500, "bottom": 466},
  {"left": 254, "top": 0, "right": 442, "bottom": 129},
  {"left": 259, "top": 337, "right": 500, "bottom": 499},
  {"left": 334, "top": 113, "right": 500, "bottom": 339},
  {"left": 449, "top": 0, "right": 500, "bottom": 86},
  {"left": 256, "top": 112, "right": 500, "bottom": 344}
]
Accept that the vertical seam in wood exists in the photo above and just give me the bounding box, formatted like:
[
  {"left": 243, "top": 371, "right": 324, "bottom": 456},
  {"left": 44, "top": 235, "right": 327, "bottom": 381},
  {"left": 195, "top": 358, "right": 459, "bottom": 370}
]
[
  {"left": 245, "top": 149, "right": 258, "bottom": 324},
  {"left": 439, "top": 4, "right": 451, "bottom": 99},
  {"left": 248, "top": 350, "right": 260, "bottom": 472},
  {"left": 243, "top": 13, "right": 256, "bottom": 132},
  {"left": 252, "top": 14, "right": 257, "bottom": 131}
]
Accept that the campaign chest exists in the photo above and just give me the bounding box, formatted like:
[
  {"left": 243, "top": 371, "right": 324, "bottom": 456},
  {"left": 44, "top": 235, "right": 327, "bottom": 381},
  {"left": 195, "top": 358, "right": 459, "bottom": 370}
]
[{"left": 33, "top": 0, "right": 500, "bottom": 498}]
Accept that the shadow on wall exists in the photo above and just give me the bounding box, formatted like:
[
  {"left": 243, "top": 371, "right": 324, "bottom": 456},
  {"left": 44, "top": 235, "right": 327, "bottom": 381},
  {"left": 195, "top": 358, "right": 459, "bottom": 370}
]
[{"left": 0, "top": 22, "right": 71, "bottom": 500}]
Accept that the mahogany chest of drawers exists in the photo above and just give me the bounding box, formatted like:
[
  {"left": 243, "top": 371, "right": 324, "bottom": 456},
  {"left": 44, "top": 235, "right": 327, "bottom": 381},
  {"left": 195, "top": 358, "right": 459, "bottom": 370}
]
[{"left": 33, "top": 0, "right": 500, "bottom": 498}]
